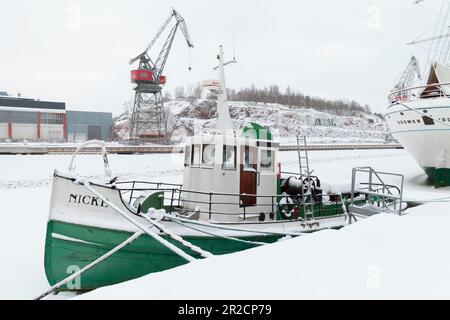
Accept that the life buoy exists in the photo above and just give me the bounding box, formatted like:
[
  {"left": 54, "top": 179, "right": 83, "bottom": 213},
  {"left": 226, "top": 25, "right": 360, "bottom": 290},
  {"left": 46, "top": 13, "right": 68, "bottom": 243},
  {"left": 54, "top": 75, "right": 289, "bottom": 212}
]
[{"left": 279, "top": 196, "right": 294, "bottom": 219}]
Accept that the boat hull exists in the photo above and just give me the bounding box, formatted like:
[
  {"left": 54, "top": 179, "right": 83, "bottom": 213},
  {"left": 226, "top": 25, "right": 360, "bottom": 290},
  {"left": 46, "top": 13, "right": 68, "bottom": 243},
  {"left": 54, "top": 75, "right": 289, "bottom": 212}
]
[
  {"left": 44, "top": 171, "right": 349, "bottom": 291},
  {"left": 385, "top": 98, "right": 450, "bottom": 187},
  {"left": 45, "top": 219, "right": 281, "bottom": 291}
]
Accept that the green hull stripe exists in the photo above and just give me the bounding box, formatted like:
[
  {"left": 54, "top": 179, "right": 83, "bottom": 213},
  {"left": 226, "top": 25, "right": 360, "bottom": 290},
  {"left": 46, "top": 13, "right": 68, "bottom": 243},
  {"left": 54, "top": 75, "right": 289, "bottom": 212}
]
[
  {"left": 423, "top": 167, "right": 450, "bottom": 188},
  {"left": 44, "top": 220, "right": 281, "bottom": 290}
]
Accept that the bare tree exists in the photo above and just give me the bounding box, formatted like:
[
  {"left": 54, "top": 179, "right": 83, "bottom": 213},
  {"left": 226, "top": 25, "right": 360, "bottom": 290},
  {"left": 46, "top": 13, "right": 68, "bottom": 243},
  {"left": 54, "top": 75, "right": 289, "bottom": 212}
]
[{"left": 226, "top": 84, "right": 369, "bottom": 116}]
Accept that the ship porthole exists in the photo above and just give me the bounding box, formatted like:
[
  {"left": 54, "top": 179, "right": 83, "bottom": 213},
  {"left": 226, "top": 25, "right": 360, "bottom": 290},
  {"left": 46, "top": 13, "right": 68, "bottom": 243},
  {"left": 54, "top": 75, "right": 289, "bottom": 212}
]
[{"left": 423, "top": 110, "right": 428, "bottom": 113}]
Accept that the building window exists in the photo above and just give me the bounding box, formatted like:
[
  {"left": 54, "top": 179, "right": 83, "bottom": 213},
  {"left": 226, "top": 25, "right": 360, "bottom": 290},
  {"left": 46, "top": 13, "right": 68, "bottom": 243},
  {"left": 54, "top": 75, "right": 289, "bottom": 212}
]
[
  {"left": 40, "top": 113, "right": 63, "bottom": 124},
  {"left": 11, "top": 111, "right": 37, "bottom": 124},
  {"left": 0, "top": 111, "right": 10, "bottom": 123}
]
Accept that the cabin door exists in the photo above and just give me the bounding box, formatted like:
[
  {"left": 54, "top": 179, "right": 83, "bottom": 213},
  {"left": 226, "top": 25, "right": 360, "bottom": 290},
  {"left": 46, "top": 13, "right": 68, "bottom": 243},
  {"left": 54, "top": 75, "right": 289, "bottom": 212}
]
[{"left": 240, "top": 145, "right": 257, "bottom": 207}]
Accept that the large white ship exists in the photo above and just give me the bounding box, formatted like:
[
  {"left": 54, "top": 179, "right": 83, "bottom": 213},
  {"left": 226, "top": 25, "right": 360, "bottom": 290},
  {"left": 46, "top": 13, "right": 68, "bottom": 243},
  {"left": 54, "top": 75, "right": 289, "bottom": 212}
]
[
  {"left": 385, "top": 1, "right": 450, "bottom": 188},
  {"left": 386, "top": 62, "right": 450, "bottom": 187}
]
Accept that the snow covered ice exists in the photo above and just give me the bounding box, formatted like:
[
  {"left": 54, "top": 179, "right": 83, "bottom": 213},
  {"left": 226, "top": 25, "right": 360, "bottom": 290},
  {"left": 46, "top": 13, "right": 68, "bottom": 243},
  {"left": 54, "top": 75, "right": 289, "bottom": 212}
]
[
  {"left": 79, "top": 203, "right": 450, "bottom": 300},
  {"left": 1, "top": 149, "right": 450, "bottom": 299}
]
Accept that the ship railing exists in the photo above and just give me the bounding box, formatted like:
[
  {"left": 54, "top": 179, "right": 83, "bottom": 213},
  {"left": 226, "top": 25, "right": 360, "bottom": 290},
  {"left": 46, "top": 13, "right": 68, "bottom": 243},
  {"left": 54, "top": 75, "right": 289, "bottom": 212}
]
[
  {"left": 115, "top": 180, "right": 183, "bottom": 205},
  {"left": 387, "top": 81, "right": 450, "bottom": 103},
  {"left": 114, "top": 182, "right": 346, "bottom": 222},
  {"left": 349, "top": 167, "right": 404, "bottom": 219}
]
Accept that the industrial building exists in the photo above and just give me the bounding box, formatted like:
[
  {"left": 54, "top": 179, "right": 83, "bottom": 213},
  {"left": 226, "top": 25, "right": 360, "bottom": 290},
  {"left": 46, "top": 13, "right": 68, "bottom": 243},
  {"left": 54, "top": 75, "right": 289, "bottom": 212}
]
[
  {"left": 0, "top": 92, "right": 112, "bottom": 142},
  {"left": 66, "top": 110, "right": 112, "bottom": 142}
]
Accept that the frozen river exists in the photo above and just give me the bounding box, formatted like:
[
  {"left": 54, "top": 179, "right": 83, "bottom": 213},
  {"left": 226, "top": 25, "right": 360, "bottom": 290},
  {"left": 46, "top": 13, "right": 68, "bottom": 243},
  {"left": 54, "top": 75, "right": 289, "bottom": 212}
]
[{"left": 0, "top": 149, "right": 448, "bottom": 299}]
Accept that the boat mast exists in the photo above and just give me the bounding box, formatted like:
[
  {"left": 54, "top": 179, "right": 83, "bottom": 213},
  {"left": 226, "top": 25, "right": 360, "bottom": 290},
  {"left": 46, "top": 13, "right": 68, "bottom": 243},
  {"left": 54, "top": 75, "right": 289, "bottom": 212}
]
[
  {"left": 215, "top": 45, "right": 236, "bottom": 133},
  {"left": 407, "top": 0, "right": 450, "bottom": 79}
]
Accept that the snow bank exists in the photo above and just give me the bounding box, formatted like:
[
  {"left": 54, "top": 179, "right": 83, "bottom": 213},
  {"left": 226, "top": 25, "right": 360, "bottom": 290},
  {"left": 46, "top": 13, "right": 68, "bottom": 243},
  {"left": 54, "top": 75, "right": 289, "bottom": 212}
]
[
  {"left": 79, "top": 202, "right": 450, "bottom": 300},
  {"left": 0, "top": 149, "right": 446, "bottom": 299},
  {"left": 0, "top": 187, "right": 51, "bottom": 299}
]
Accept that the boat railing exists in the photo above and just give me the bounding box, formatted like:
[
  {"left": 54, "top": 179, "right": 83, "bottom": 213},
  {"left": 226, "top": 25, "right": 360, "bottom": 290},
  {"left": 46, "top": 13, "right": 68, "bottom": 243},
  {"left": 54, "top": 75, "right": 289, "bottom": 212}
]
[
  {"left": 115, "top": 181, "right": 346, "bottom": 221},
  {"left": 115, "top": 180, "right": 183, "bottom": 205},
  {"left": 387, "top": 81, "right": 450, "bottom": 103},
  {"left": 349, "top": 167, "right": 404, "bottom": 218}
]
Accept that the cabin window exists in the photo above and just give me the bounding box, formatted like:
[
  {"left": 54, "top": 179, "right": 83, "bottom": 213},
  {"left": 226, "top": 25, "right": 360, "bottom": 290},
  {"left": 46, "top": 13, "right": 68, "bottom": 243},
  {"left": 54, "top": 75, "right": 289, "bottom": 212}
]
[
  {"left": 260, "top": 149, "right": 274, "bottom": 172},
  {"left": 184, "top": 145, "right": 191, "bottom": 167},
  {"left": 191, "top": 144, "right": 201, "bottom": 167},
  {"left": 243, "top": 146, "right": 257, "bottom": 170},
  {"left": 202, "top": 144, "right": 215, "bottom": 167},
  {"left": 222, "top": 145, "right": 236, "bottom": 170}
]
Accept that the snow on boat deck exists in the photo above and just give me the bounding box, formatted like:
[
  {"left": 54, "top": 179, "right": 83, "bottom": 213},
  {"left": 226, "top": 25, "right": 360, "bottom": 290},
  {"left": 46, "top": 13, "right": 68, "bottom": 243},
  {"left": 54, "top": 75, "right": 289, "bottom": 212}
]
[{"left": 0, "top": 149, "right": 449, "bottom": 299}]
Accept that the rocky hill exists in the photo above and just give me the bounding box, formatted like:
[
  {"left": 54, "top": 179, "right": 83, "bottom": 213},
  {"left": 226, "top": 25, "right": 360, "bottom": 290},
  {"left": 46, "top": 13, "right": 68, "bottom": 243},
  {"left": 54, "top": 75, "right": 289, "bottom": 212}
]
[{"left": 114, "top": 99, "right": 387, "bottom": 144}]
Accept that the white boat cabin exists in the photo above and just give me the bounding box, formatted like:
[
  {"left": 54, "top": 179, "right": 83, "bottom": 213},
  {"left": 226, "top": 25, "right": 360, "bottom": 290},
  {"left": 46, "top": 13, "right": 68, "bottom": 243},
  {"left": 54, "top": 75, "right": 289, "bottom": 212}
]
[{"left": 181, "top": 130, "right": 280, "bottom": 223}]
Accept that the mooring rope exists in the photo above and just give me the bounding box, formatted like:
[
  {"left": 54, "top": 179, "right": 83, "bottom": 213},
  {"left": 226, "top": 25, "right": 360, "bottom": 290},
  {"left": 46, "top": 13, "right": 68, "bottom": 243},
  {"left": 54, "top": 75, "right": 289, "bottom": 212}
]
[
  {"left": 139, "top": 213, "right": 212, "bottom": 258},
  {"left": 82, "top": 181, "right": 196, "bottom": 262},
  {"left": 170, "top": 218, "right": 267, "bottom": 246},
  {"left": 164, "top": 214, "right": 303, "bottom": 237}
]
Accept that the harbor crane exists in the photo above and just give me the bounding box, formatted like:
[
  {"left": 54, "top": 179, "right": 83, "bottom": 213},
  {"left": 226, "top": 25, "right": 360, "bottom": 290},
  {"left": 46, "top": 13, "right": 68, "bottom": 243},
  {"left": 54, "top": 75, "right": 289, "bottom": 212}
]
[
  {"left": 128, "top": 8, "right": 193, "bottom": 142},
  {"left": 391, "top": 56, "right": 422, "bottom": 101}
]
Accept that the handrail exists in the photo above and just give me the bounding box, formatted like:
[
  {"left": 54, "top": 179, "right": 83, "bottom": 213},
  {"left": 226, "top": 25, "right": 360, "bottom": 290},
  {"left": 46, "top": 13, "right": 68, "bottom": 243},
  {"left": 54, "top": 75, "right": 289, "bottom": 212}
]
[
  {"left": 65, "top": 173, "right": 347, "bottom": 222},
  {"left": 387, "top": 81, "right": 450, "bottom": 101},
  {"left": 111, "top": 181, "right": 346, "bottom": 221},
  {"left": 115, "top": 182, "right": 338, "bottom": 199},
  {"left": 358, "top": 182, "right": 401, "bottom": 194},
  {"left": 115, "top": 180, "right": 183, "bottom": 188},
  {"left": 350, "top": 167, "right": 404, "bottom": 219},
  {"left": 68, "top": 140, "right": 112, "bottom": 178}
]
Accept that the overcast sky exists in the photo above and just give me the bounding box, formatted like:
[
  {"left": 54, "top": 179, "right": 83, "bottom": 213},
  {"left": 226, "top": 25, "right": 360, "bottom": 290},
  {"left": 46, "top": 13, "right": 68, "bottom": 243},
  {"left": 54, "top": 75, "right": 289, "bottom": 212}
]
[{"left": 0, "top": 0, "right": 445, "bottom": 114}]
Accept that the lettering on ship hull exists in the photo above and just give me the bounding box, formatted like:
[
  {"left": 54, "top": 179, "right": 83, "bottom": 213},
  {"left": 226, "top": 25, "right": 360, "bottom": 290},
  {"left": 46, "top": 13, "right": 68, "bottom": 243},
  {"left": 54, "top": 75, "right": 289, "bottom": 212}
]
[{"left": 68, "top": 194, "right": 108, "bottom": 207}]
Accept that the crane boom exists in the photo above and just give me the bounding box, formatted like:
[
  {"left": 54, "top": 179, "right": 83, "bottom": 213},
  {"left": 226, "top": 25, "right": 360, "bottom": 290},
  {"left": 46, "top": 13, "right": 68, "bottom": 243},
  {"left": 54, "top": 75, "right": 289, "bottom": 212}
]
[
  {"left": 129, "top": 9, "right": 193, "bottom": 66},
  {"left": 174, "top": 10, "right": 194, "bottom": 48}
]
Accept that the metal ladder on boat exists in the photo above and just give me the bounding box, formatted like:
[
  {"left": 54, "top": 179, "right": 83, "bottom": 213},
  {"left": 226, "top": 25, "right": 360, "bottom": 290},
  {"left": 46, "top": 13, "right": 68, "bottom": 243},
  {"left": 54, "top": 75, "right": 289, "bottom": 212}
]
[{"left": 296, "top": 135, "right": 314, "bottom": 220}]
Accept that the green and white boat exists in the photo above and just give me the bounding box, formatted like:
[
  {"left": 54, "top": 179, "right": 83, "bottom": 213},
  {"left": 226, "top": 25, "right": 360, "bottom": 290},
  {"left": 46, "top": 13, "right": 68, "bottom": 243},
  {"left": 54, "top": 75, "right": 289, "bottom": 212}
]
[{"left": 42, "top": 47, "right": 402, "bottom": 294}]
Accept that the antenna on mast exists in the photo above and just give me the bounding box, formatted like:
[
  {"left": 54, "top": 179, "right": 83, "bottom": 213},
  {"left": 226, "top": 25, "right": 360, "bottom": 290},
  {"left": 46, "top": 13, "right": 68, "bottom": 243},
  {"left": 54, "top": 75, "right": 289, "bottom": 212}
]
[
  {"left": 213, "top": 40, "right": 237, "bottom": 71},
  {"left": 203, "top": 46, "right": 235, "bottom": 133},
  {"left": 232, "top": 36, "right": 236, "bottom": 60}
]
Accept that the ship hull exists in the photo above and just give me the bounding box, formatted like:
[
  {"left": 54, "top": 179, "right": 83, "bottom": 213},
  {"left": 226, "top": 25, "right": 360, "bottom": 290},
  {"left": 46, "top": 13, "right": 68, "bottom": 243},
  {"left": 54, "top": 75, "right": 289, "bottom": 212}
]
[
  {"left": 385, "top": 97, "right": 450, "bottom": 187},
  {"left": 45, "top": 220, "right": 281, "bottom": 291}
]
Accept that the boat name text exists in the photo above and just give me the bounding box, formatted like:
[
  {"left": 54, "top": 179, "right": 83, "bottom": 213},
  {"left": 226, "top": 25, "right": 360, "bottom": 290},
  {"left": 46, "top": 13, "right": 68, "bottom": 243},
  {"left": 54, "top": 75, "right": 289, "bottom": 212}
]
[{"left": 69, "top": 194, "right": 108, "bottom": 207}]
